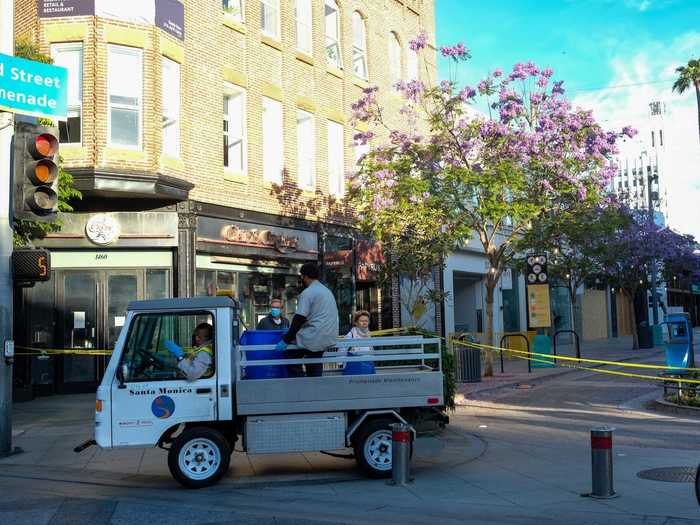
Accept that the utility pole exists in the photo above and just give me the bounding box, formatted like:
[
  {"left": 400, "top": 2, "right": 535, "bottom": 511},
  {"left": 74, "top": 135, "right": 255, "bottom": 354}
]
[
  {"left": 643, "top": 153, "right": 660, "bottom": 327},
  {"left": 0, "top": 0, "right": 15, "bottom": 456}
]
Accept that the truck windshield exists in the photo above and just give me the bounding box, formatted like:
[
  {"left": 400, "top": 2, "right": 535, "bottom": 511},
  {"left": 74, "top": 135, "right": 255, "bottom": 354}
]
[{"left": 121, "top": 311, "right": 215, "bottom": 383}]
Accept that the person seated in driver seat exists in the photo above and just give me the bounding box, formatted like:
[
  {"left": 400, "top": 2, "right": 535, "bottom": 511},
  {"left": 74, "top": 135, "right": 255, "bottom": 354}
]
[{"left": 165, "top": 323, "right": 214, "bottom": 381}]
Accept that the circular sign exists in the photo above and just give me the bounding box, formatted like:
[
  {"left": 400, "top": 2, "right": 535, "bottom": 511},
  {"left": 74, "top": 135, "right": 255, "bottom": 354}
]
[
  {"left": 151, "top": 395, "right": 175, "bottom": 419},
  {"left": 538, "top": 273, "right": 548, "bottom": 282},
  {"left": 86, "top": 214, "right": 120, "bottom": 245},
  {"left": 527, "top": 256, "right": 536, "bottom": 266},
  {"left": 528, "top": 274, "right": 537, "bottom": 283},
  {"left": 532, "top": 264, "right": 542, "bottom": 274},
  {"left": 538, "top": 255, "right": 547, "bottom": 265}
]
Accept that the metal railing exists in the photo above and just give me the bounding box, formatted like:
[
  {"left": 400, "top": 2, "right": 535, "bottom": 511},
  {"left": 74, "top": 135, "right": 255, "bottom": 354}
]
[
  {"left": 499, "top": 333, "right": 531, "bottom": 374},
  {"left": 553, "top": 330, "right": 581, "bottom": 361}
]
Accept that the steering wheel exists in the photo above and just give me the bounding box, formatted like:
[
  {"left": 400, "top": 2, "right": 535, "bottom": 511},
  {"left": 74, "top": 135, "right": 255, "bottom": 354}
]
[{"left": 134, "top": 348, "right": 170, "bottom": 371}]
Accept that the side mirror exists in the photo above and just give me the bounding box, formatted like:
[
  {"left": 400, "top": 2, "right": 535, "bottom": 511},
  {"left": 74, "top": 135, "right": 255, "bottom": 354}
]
[{"left": 116, "top": 364, "right": 128, "bottom": 389}]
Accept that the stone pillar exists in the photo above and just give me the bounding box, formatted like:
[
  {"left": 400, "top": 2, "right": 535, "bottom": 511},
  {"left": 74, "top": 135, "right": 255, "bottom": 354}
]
[{"left": 176, "top": 201, "right": 198, "bottom": 298}]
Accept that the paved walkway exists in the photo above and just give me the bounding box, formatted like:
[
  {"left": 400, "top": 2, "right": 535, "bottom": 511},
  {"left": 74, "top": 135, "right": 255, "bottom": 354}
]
[{"left": 455, "top": 332, "right": 692, "bottom": 403}]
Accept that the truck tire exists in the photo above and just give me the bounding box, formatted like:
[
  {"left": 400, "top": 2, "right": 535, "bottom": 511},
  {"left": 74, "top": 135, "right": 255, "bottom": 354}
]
[
  {"left": 354, "top": 418, "right": 412, "bottom": 479},
  {"left": 168, "top": 427, "right": 231, "bottom": 489}
]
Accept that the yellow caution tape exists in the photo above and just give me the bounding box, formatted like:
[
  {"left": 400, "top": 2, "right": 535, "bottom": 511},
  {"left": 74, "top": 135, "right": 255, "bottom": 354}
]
[
  {"left": 14, "top": 346, "right": 112, "bottom": 356},
  {"left": 452, "top": 337, "right": 700, "bottom": 373}
]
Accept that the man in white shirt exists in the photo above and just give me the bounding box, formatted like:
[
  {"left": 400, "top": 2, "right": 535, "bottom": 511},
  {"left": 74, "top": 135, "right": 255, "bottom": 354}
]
[
  {"left": 275, "top": 262, "right": 339, "bottom": 377},
  {"left": 165, "top": 323, "right": 214, "bottom": 381}
]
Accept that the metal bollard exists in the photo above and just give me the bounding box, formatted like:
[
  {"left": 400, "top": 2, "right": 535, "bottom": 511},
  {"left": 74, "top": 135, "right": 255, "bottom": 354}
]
[
  {"left": 589, "top": 427, "right": 617, "bottom": 498},
  {"left": 389, "top": 422, "right": 413, "bottom": 485}
]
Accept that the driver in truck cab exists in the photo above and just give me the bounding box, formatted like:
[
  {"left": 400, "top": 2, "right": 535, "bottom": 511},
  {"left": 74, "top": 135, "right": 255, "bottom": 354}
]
[{"left": 164, "top": 323, "right": 214, "bottom": 381}]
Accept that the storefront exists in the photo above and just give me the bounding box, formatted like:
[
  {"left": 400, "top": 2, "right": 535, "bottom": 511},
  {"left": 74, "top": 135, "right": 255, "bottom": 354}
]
[{"left": 14, "top": 211, "right": 178, "bottom": 397}]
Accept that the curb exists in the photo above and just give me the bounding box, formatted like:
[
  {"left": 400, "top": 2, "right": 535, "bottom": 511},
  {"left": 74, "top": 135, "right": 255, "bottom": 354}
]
[
  {"left": 649, "top": 397, "right": 700, "bottom": 418},
  {"left": 456, "top": 351, "right": 665, "bottom": 403}
]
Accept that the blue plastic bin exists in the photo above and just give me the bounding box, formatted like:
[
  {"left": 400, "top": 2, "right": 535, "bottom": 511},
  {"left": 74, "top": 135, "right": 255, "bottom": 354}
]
[
  {"left": 240, "top": 330, "right": 288, "bottom": 379},
  {"left": 342, "top": 351, "right": 376, "bottom": 376}
]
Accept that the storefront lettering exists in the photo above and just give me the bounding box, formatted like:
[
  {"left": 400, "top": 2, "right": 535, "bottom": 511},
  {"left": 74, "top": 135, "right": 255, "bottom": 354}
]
[{"left": 220, "top": 225, "right": 300, "bottom": 254}]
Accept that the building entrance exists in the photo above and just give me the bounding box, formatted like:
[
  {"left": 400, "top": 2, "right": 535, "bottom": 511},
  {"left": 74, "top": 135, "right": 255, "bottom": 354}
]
[{"left": 16, "top": 266, "right": 170, "bottom": 395}]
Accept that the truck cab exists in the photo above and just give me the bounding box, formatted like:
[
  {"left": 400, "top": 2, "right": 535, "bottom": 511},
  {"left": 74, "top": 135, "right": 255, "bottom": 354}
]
[{"left": 93, "top": 296, "right": 447, "bottom": 488}]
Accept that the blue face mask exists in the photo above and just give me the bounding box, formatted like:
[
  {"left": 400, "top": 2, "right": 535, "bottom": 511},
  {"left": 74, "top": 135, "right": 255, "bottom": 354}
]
[{"left": 271, "top": 307, "right": 281, "bottom": 318}]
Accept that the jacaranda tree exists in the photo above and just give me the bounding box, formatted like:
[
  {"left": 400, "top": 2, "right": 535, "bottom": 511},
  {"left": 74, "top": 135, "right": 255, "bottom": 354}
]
[{"left": 348, "top": 33, "right": 635, "bottom": 375}]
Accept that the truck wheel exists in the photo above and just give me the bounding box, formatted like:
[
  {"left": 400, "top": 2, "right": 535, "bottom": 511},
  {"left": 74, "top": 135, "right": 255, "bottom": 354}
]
[
  {"left": 354, "top": 418, "right": 402, "bottom": 479},
  {"left": 168, "top": 427, "right": 231, "bottom": 489}
]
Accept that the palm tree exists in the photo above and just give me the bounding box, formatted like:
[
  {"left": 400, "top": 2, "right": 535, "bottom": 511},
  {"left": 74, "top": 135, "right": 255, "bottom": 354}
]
[{"left": 672, "top": 58, "right": 700, "bottom": 144}]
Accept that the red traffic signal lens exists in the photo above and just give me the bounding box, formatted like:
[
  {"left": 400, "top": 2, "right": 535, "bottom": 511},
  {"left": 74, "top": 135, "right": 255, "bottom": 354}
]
[
  {"left": 35, "top": 133, "right": 58, "bottom": 157},
  {"left": 26, "top": 187, "right": 58, "bottom": 212}
]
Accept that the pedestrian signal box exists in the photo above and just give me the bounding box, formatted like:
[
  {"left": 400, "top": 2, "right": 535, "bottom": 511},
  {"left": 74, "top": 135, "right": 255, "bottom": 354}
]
[
  {"left": 12, "top": 248, "right": 51, "bottom": 284},
  {"left": 12, "top": 122, "right": 60, "bottom": 221}
]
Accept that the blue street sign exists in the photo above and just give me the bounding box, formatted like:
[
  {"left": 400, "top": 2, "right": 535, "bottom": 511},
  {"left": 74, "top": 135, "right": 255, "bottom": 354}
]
[{"left": 0, "top": 53, "right": 68, "bottom": 120}]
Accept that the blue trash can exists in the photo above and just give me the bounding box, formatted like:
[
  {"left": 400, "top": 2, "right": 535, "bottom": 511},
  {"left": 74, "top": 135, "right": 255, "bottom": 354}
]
[
  {"left": 240, "top": 330, "right": 288, "bottom": 379},
  {"left": 342, "top": 351, "right": 375, "bottom": 375}
]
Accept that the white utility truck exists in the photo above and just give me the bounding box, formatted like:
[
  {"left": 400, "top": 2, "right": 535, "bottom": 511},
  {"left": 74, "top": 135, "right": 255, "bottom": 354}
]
[{"left": 77, "top": 296, "right": 447, "bottom": 488}]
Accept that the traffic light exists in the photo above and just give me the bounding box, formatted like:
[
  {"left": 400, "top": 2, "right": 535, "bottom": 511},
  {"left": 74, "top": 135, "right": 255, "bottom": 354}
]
[{"left": 12, "top": 122, "right": 60, "bottom": 221}]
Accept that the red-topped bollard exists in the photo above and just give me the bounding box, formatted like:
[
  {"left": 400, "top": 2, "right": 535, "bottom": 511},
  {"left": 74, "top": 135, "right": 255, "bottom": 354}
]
[
  {"left": 389, "top": 423, "right": 413, "bottom": 485},
  {"left": 589, "top": 427, "right": 617, "bottom": 498}
]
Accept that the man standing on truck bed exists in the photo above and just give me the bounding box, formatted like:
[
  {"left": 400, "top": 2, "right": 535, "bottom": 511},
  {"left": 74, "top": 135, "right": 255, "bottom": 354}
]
[{"left": 275, "top": 262, "right": 339, "bottom": 377}]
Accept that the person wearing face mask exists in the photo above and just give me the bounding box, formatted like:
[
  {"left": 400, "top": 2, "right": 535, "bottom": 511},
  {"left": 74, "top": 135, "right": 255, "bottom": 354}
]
[
  {"left": 345, "top": 310, "right": 371, "bottom": 353},
  {"left": 275, "top": 262, "right": 339, "bottom": 377},
  {"left": 256, "top": 298, "right": 290, "bottom": 330}
]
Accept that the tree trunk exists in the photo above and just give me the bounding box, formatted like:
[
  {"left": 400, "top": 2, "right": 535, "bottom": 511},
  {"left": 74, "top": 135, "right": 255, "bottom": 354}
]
[
  {"left": 695, "top": 82, "right": 700, "bottom": 145},
  {"left": 624, "top": 289, "right": 639, "bottom": 350},
  {"left": 484, "top": 280, "right": 496, "bottom": 376}
]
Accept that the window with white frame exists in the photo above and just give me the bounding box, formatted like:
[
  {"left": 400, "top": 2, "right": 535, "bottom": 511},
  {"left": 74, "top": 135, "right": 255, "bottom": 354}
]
[
  {"left": 223, "top": 84, "right": 246, "bottom": 174},
  {"left": 51, "top": 43, "right": 83, "bottom": 144},
  {"left": 327, "top": 120, "right": 344, "bottom": 196},
  {"left": 325, "top": 0, "right": 342, "bottom": 69},
  {"left": 261, "top": 0, "right": 280, "bottom": 40},
  {"left": 108, "top": 45, "right": 142, "bottom": 148},
  {"left": 389, "top": 33, "right": 402, "bottom": 87},
  {"left": 161, "top": 57, "right": 180, "bottom": 158},
  {"left": 222, "top": 0, "right": 243, "bottom": 21},
  {"left": 352, "top": 12, "right": 368, "bottom": 79},
  {"left": 407, "top": 47, "right": 419, "bottom": 81},
  {"left": 295, "top": 0, "right": 312, "bottom": 55},
  {"left": 262, "top": 97, "right": 283, "bottom": 184},
  {"left": 297, "top": 110, "right": 315, "bottom": 190}
]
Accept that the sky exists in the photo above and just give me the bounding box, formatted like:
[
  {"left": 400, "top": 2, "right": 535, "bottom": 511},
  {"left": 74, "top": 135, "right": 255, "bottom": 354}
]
[{"left": 435, "top": 0, "right": 700, "bottom": 240}]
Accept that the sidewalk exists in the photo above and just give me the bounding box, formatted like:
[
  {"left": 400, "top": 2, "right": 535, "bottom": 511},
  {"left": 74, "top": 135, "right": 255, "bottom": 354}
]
[{"left": 455, "top": 333, "right": 673, "bottom": 403}]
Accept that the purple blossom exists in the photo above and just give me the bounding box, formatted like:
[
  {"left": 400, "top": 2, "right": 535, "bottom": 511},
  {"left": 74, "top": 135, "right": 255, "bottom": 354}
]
[
  {"left": 459, "top": 85, "right": 476, "bottom": 101},
  {"left": 621, "top": 126, "right": 638, "bottom": 138},
  {"left": 542, "top": 67, "right": 554, "bottom": 78},
  {"left": 408, "top": 30, "right": 428, "bottom": 51},
  {"left": 395, "top": 79, "right": 425, "bottom": 103},
  {"left": 493, "top": 68, "right": 503, "bottom": 78},
  {"left": 439, "top": 43, "right": 470, "bottom": 61},
  {"left": 440, "top": 80, "right": 453, "bottom": 93},
  {"left": 353, "top": 130, "right": 374, "bottom": 146},
  {"left": 477, "top": 78, "right": 492, "bottom": 94},
  {"left": 552, "top": 80, "right": 565, "bottom": 95}
]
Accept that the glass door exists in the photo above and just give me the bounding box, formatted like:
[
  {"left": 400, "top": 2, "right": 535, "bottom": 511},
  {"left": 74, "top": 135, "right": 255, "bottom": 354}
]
[{"left": 60, "top": 271, "right": 99, "bottom": 391}]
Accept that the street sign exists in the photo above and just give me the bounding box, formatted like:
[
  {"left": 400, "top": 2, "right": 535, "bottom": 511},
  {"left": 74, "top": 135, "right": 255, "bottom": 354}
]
[
  {"left": 527, "top": 284, "right": 551, "bottom": 328},
  {"left": 0, "top": 53, "right": 67, "bottom": 120}
]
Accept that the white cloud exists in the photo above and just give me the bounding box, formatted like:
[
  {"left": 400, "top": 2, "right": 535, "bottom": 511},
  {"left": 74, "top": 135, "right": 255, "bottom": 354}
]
[{"left": 572, "top": 31, "right": 700, "bottom": 240}]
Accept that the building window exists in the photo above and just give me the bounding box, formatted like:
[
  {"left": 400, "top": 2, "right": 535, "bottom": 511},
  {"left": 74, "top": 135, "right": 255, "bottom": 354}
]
[
  {"left": 297, "top": 110, "right": 315, "bottom": 190},
  {"left": 325, "top": 0, "right": 342, "bottom": 69},
  {"left": 407, "top": 47, "right": 419, "bottom": 81},
  {"left": 161, "top": 57, "right": 180, "bottom": 159},
  {"left": 327, "top": 120, "right": 344, "bottom": 196},
  {"left": 263, "top": 96, "right": 283, "bottom": 184},
  {"left": 389, "top": 32, "right": 402, "bottom": 87},
  {"left": 352, "top": 12, "right": 368, "bottom": 79},
  {"left": 659, "top": 129, "right": 663, "bottom": 146},
  {"left": 51, "top": 43, "right": 83, "bottom": 145},
  {"left": 295, "top": 0, "right": 312, "bottom": 55},
  {"left": 222, "top": 0, "right": 243, "bottom": 21},
  {"left": 108, "top": 45, "right": 142, "bottom": 149},
  {"left": 223, "top": 84, "right": 246, "bottom": 174},
  {"left": 261, "top": 0, "right": 280, "bottom": 40},
  {"left": 651, "top": 130, "right": 655, "bottom": 148}
]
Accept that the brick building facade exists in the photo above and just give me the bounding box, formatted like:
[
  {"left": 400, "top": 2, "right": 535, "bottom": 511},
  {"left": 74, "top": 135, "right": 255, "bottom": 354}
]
[{"left": 13, "top": 0, "right": 438, "bottom": 395}]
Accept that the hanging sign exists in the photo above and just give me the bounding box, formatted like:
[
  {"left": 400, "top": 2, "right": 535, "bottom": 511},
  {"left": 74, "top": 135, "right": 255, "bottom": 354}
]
[{"left": 527, "top": 284, "right": 551, "bottom": 328}]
